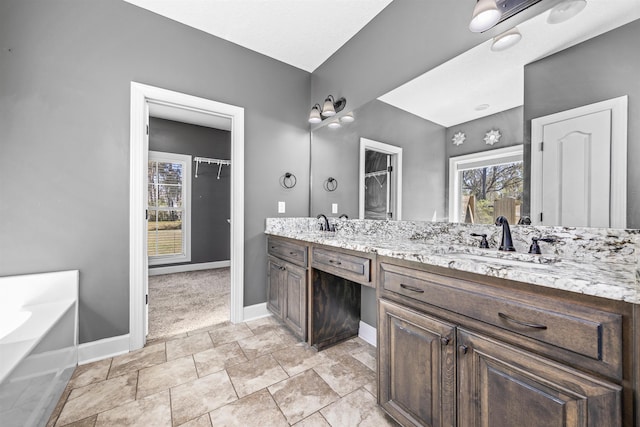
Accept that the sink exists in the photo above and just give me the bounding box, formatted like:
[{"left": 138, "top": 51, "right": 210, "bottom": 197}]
[{"left": 444, "top": 253, "right": 556, "bottom": 270}]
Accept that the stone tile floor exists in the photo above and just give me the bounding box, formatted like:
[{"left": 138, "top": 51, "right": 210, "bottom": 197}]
[{"left": 47, "top": 316, "right": 399, "bottom": 427}]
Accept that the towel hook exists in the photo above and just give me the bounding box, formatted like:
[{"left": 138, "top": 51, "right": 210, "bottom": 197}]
[{"left": 280, "top": 172, "right": 297, "bottom": 189}]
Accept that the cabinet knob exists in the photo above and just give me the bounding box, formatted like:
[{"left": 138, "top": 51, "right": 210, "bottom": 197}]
[
  {"left": 440, "top": 337, "right": 450, "bottom": 345},
  {"left": 458, "top": 345, "right": 468, "bottom": 354}
]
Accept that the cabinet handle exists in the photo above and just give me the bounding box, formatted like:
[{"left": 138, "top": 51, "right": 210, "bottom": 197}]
[
  {"left": 498, "top": 312, "right": 547, "bottom": 330},
  {"left": 459, "top": 345, "right": 468, "bottom": 354},
  {"left": 329, "top": 260, "right": 342, "bottom": 265},
  {"left": 270, "top": 245, "right": 277, "bottom": 249},
  {"left": 279, "top": 266, "right": 286, "bottom": 271},
  {"left": 289, "top": 251, "right": 297, "bottom": 256},
  {"left": 400, "top": 283, "right": 424, "bottom": 293},
  {"left": 441, "top": 337, "right": 450, "bottom": 345}
]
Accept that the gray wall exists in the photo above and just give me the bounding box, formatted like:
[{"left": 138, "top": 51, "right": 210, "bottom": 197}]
[
  {"left": 523, "top": 19, "right": 640, "bottom": 228},
  {"left": 312, "top": 100, "right": 446, "bottom": 222},
  {"left": 0, "top": 0, "right": 310, "bottom": 344},
  {"left": 149, "top": 118, "right": 231, "bottom": 265}
]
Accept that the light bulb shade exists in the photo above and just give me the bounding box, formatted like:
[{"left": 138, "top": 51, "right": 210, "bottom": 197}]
[
  {"left": 321, "top": 96, "right": 336, "bottom": 117},
  {"left": 308, "top": 104, "right": 322, "bottom": 124},
  {"left": 491, "top": 27, "right": 522, "bottom": 51},
  {"left": 340, "top": 112, "right": 355, "bottom": 123},
  {"left": 469, "top": 0, "right": 501, "bottom": 33},
  {"left": 547, "top": 0, "right": 586, "bottom": 24},
  {"left": 327, "top": 120, "right": 341, "bottom": 129}
]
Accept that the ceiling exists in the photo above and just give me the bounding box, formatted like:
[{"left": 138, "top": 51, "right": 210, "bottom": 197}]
[
  {"left": 123, "top": 0, "right": 393, "bottom": 72},
  {"left": 379, "top": 0, "right": 640, "bottom": 127}
]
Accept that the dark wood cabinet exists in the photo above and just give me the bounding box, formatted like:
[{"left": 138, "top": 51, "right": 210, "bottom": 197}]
[
  {"left": 267, "top": 237, "right": 308, "bottom": 341},
  {"left": 377, "top": 258, "right": 631, "bottom": 427},
  {"left": 457, "top": 328, "right": 621, "bottom": 427},
  {"left": 379, "top": 299, "right": 456, "bottom": 427}
]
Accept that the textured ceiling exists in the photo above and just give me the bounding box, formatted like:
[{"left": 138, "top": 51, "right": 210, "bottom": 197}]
[{"left": 123, "top": 0, "right": 393, "bottom": 72}]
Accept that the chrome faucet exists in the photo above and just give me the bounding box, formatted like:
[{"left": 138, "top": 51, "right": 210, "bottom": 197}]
[
  {"left": 495, "top": 216, "right": 516, "bottom": 251},
  {"left": 317, "top": 214, "right": 330, "bottom": 231},
  {"left": 339, "top": 214, "right": 349, "bottom": 219}
]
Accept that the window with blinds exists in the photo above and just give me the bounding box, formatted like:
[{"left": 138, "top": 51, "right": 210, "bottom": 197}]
[{"left": 148, "top": 151, "right": 191, "bottom": 265}]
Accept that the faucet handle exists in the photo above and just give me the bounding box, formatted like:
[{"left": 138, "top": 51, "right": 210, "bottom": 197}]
[
  {"left": 470, "top": 233, "right": 489, "bottom": 249},
  {"left": 528, "top": 237, "right": 556, "bottom": 254}
]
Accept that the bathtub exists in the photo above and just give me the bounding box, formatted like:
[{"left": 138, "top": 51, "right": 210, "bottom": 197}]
[{"left": 0, "top": 270, "right": 78, "bottom": 427}]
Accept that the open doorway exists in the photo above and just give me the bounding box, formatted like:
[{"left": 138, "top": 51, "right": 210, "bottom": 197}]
[
  {"left": 129, "top": 82, "right": 245, "bottom": 351},
  {"left": 146, "top": 116, "right": 231, "bottom": 340},
  {"left": 359, "top": 138, "right": 403, "bottom": 220}
]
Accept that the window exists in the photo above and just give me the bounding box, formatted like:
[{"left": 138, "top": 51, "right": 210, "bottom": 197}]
[
  {"left": 148, "top": 151, "right": 191, "bottom": 265},
  {"left": 449, "top": 145, "right": 523, "bottom": 225}
]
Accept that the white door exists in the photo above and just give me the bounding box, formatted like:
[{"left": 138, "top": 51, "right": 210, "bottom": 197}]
[
  {"left": 531, "top": 96, "right": 628, "bottom": 228},
  {"left": 541, "top": 110, "right": 611, "bottom": 227}
]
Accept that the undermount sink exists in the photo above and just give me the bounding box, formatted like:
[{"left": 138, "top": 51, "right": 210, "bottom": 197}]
[{"left": 444, "top": 253, "right": 557, "bottom": 270}]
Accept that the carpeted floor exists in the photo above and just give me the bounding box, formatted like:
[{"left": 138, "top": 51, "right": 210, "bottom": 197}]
[{"left": 147, "top": 268, "right": 230, "bottom": 341}]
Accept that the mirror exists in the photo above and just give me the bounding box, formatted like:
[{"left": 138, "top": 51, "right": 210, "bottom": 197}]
[{"left": 310, "top": 1, "right": 639, "bottom": 228}]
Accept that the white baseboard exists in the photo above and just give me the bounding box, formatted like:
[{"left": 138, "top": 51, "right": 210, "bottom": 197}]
[
  {"left": 243, "top": 303, "right": 271, "bottom": 322},
  {"left": 78, "top": 334, "right": 130, "bottom": 365},
  {"left": 358, "top": 321, "right": 377, "bottom": 347},
  {"left": 148, "top": 260, "right": 230, "bottom": 276}
]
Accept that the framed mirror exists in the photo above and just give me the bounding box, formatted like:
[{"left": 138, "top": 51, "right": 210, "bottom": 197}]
[{"left": 309, "top": 1, "right": 639, "bottom": 229}]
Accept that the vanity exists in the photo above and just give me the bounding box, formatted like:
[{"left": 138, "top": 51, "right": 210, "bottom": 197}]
[{"left": 265, "top": 218, "right": 639, "bottom": 427}]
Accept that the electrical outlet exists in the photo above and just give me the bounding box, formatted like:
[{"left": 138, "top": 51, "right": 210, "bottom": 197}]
[
  {"left": 278, "top": 201, "right": 286, "bottom": 213},
  {"left": 332, "top": 203, "right": 338, "bottom": 214}
]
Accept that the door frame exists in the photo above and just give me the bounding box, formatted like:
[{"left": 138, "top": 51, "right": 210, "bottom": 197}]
[
  {"left": 129, "top": 82, "right": 245, "bottom": 351},
  {"left": 359, "top": 138, "right": 403, "bottom": 220},
  {"left": 530, "top": 95, "right": 627, "bottom": 228}
]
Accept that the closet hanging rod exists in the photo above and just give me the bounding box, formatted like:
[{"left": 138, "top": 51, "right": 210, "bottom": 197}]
[
  {"left": 194, "top": 156, "right": 231, "bottom": 179},
  {"left": 193, "top": 156, "right": 231, "bottom": 165},
  {"left": 365, "top": 170, "right": 387, "bottom": 179}
]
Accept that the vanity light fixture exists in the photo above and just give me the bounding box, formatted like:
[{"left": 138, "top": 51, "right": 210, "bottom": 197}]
[
  {"left": 491, "top": 27, "right": 522, "bottom": 51},
  {"left": 469, "top": 0, "right": 502, "bottom": 33},
  {"left": 308, "top": 95, "right": 347, "bottom": 124},
  {"left": 327, "top": 120, "right": 341, "bottom": 129},
  {"left": 547, "top": 0, "right": 587, "bottom": 24}
]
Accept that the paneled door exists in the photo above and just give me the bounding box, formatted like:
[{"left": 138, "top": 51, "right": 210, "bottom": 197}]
[{"left": 530, "top": 96, "right": 627, "bottom": 228}]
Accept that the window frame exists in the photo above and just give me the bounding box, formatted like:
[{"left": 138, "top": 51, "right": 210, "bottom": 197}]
[
  {"left": 147, "top": 150, "right": 192, "bottom": 265},
  {"left": 448, "top": 145, "right": 523, "bottom": 223}
]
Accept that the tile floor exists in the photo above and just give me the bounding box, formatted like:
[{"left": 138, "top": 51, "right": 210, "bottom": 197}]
[{"left": 47, "top": 317, "right": 399, "bottom": 427}]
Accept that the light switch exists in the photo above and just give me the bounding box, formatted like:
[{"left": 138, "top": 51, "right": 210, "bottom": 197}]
[
  {"left": 278, "top": 201, "right": 286, "bottom": 213},
  {"left": 332, "top": 203, "right": 338, "bottom": 214}
]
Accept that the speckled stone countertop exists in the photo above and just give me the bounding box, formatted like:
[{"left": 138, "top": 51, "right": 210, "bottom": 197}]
[{"left": 265, "top": 218, "right": 640, "bottom": 304}]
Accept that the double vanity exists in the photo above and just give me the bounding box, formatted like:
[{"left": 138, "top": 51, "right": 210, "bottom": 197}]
[{"left": 265, "top": 217, "right": 639, "bottom": 427}]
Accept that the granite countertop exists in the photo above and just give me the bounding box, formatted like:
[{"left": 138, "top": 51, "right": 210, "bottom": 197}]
[{"left": 266, "top": 228, "right": 639, "bottom": 304}]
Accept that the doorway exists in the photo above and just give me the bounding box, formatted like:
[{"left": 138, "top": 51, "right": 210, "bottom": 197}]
[
  {"left": 359, "top": 138, "right": 403, "bottom": 220},
  {"left": 129, "top": 82, "right": 245, "bottom": 351},
  {"left": 146, "top": 117, "right": 232, "bottom": 340}
]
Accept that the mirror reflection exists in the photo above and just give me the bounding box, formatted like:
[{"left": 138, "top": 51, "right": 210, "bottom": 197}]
[{"left": 310, "top": 0, "right": 639, "bottom": 229}]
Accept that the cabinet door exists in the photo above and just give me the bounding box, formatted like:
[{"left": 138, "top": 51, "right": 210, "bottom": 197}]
[
  {"left": 267, "top": 256, "right": 286, "bottom": 318},
  {"left": 283, "top": 262, "right": 307, "bottom": 340},
  {"left": 457, "top": 328, "right": 621, "bottom": 427},
  {"left": 379, "top": 299, "right": 456, "bottom": 427}
]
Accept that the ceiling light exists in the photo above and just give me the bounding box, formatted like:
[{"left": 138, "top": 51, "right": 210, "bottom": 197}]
[
  {"left": 308, "top": 104, "right": 322, "bottom": 124},
  {"left": 547, "top": 0, "right": 587, "bottom": 24},
  {"left": 491, "top": 27, "right": 522, "bottom": 51},
  {"left": 469, "top": 0, "right": 502, "bottom": 33},
  {"left": 339, "top": 112, "right": 355, "bottom": 123},
  {"left": 328, "top": 120, "right": 341, "bottom": 129}
]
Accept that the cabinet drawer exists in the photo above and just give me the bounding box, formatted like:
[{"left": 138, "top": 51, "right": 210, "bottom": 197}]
[
  {"left": 268, "top": 237, "right": 308, "bottom": 267},
  {"left": 312, "top": 247, "right": 371, "bottom": 286},
  {"left": 380, "top": 262, "right": 622, "bottom": 376}
]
